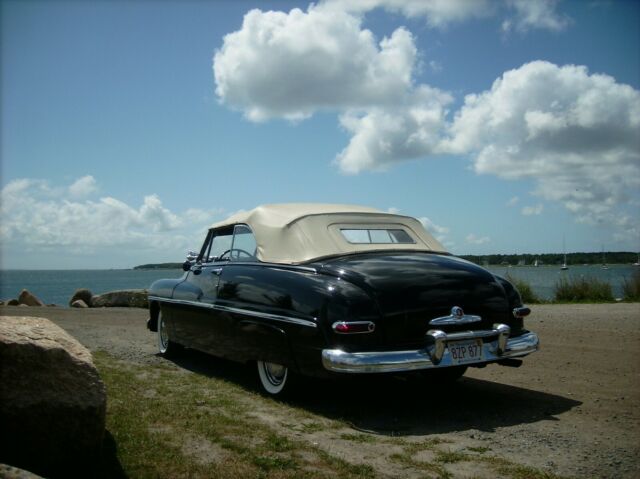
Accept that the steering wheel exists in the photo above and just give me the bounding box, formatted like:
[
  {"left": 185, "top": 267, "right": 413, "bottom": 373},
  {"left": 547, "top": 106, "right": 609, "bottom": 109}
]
[{"left": 218, "top": 248, "right": 254, "bottom": 261}]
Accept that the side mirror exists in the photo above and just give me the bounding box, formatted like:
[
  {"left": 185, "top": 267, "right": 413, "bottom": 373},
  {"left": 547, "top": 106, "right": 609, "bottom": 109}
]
[{"left": 183, "top": 250, "right": 199, "bottom": 271}]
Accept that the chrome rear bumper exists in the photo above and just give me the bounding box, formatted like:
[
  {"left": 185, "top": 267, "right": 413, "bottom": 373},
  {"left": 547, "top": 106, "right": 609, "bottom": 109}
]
[{"left": 321, "top": 325, "right": 539, "bottom": 374}]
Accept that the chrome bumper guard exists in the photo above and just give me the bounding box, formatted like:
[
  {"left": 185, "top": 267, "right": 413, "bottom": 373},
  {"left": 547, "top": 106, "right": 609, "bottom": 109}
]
[{"left": 321, "top": 324, "right": 539, "bottom": 374}]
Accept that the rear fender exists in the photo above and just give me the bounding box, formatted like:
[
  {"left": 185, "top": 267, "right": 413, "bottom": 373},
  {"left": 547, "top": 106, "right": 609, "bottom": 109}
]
[{"left": 237, "top": 320, "right": 297, "bottom": 370}]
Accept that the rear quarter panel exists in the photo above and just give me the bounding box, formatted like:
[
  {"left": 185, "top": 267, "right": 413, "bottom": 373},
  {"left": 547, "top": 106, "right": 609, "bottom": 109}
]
[{"left": 216, "top": 264, "right": 380, "bottom": 376}]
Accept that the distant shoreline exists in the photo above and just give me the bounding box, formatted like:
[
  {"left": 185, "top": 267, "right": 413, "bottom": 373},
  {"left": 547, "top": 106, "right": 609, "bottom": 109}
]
[
  {"left": 132, "top": 263, "right": 182, "bottom": 270},
  {"left": 132, "top": 251, "right": 640, "bottom": 270}
]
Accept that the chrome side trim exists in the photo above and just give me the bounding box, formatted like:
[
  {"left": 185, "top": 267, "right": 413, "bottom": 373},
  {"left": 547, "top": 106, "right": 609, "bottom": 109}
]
[
  {"left": 321, "top": 331, "right": 539, "bottom": 373},
  {"left": 148, "top": 296, "right": 317, "bottom": 328},
  {"left": 214, "top": 304, "right": 318, "bottom": 328},
  {"left": 149, "top": 296, "right": 214, "bottom": 309}
]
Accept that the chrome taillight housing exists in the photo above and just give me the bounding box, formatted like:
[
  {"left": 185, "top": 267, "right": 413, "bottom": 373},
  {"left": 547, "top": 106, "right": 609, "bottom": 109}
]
[{"left": 332, "top": 321, "right": 376, "bottom": 334}]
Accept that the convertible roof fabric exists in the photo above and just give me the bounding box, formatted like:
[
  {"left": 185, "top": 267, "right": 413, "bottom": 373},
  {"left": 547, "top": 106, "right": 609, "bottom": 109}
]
[{"left": 210, "top": 203, "right": 447, "bottom": 264}]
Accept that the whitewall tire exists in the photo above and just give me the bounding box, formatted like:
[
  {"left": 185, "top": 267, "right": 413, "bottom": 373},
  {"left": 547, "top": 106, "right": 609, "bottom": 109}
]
[
  {"left": 257, "top": 361, "right": 289, "bottom": 395},
  {"left": 157, "top": 310, "right": 180, "bottom": 357}
]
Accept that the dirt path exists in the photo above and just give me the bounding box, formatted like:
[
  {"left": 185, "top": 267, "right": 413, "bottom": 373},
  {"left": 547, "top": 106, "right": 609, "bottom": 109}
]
[{"left": 2, "top": 303, "right": 639, "bottom": 478}]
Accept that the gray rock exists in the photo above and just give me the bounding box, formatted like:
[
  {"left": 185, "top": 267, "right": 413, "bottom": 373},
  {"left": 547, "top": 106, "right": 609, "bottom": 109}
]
[
  {"left": 17, "top": 290, "right": 44, "bottom": 307},
  {"left": 69, "top": 288, "right": 93, "bottom": 307},
  {"left": 0, "top": 463, "right": 45, "bottom": 478},
  {"left": 71, "top": 299, "right": 89, "bottom": 308},
  {"left": 0, "top": 316, "right": 106, "bottom": 477},
  {"left": 7, "top": 299, "right": 19, "bottom": 306},
  {"left": 91, "top": 289, "right": 149, "bottom": 308}
]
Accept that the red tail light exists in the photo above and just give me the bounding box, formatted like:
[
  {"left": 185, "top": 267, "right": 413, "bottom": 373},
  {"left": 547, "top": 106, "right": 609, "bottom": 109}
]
[{"left": 332, "top": 321, "right": 375, "bottom": 334}]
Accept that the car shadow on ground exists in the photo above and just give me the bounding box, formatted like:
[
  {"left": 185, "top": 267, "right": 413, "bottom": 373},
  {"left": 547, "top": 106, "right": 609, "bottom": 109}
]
[{"left": 166, "top": 349, "right": 581, "bottom": 436}]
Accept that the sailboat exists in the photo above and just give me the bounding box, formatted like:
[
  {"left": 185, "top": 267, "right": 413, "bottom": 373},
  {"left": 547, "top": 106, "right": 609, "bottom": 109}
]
[
  {"left": 601, "top": 246, "right": 609, "bottom": 270},
  {"left": 561, "top": 237, "right": 568, "bottom": 270},
  {"left": 633, "top": 253, "right": 639, "bottom": 267}
]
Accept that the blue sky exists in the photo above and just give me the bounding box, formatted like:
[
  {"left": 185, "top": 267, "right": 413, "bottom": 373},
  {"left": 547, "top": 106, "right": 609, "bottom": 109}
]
[{"left": 1, "top": 0, "right": 639, "bottom": 269}]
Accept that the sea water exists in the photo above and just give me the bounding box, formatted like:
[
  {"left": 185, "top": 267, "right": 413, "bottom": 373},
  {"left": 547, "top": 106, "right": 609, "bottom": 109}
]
[
  {"left": 0, "top": 264, "right": 637, "bottom": 306},
  {"left": 486, "top": 264, "right": 637, "bottom": 301},
  {"left": 0, "top": 269, "right": 185, "bottom": 306}
]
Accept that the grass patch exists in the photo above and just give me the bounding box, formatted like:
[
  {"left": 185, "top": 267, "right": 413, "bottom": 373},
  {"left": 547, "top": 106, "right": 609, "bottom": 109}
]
[
  {"left": 553, "top": 276, "right": 614, "bottom": 302},
  {"left": 435, "top": 449, "right": 468, "bottom": 464},
  {"left": 339, "top": 433, "right": 376, "bottom": 443},
  {"left": 298, "top": 421, "right": 327, "bottom": 434},
  {"left": 94, "top": 351, "right": 381, "bottom": 478},
  {"left": 506, "top": 273, "right": 542, "bottom": 304},
  {"left": 467, "top": 445, "right": 491, "bottom": 454},
  {"left": 479, "top": 456, "right": 563, "bottom": 479},
  {"left": 622, "top": 269, "right": 640, "bottom": 301},
  {"left": 93, "top": 351, "right": 571, "bottom": 479}
]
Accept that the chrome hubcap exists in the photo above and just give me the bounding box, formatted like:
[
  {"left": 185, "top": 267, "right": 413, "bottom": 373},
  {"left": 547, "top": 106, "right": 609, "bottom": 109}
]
[
  {"left": 160, "top": 318, "right": 168, "bottom": 348},
  {"left": 263, "top": 362, "right": 286, "bottom": 385}
]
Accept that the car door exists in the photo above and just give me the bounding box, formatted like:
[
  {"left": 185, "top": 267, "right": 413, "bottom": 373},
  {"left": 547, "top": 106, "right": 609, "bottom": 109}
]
[
  {"left": 170, "top": 228, "right": 233, "bottom": 350},
  {"left": 194, "top": 224, "right": 259, "bottom": 358}
]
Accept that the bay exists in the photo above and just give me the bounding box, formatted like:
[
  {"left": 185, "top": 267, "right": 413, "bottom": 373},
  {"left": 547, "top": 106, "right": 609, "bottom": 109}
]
[
  {"left": 0, "top": 264, "right": 637, "bottom": 306},
  {"left": 0, "top": 269, "right": 185, "bottom": 306},
  {"left": 486, "top": 264, "right": 637, "bottom": 300}
]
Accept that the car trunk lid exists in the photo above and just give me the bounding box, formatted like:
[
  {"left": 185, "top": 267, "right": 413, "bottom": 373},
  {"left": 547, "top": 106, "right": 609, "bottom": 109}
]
[{"left": 318, "top": 252, "right": 511, "bottom": 350}]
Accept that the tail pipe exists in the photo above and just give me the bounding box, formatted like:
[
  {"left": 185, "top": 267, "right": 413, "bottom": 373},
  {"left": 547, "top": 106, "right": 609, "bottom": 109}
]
[{"left": 498, "top": 358, "right": 523, "bottom": 367}]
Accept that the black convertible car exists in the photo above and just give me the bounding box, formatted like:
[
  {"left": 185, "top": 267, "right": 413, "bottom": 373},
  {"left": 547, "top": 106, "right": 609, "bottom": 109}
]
[{"left": 148, "top": 204, "right": 539, "bottom": 395}]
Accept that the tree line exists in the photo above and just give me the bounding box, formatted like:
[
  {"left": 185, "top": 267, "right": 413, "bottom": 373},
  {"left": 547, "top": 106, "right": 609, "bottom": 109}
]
[{"left": 459, "top": 252, "right": 639, "bottom": 266}]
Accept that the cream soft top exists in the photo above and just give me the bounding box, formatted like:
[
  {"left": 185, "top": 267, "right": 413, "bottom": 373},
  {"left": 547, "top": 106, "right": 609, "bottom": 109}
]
[{"left": 210, "top": 203, "right": 447, "bottom": 264}]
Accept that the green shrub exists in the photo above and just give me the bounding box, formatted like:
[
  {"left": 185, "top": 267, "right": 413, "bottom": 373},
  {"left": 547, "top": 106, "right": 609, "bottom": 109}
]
[
  {"left": 554, "top": 276, "right": 614, "bottom": 302},
  {"left": 506, "top": 274, "right": 541, "bottom": 304},
  {"left": 622, "top": 269, "right": 640, "bottom": 301}
]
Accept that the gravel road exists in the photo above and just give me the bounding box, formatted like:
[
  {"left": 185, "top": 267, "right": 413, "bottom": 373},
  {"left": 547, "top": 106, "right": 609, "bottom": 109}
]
[{"left": 2, "top": 303, "right": 639, "bottom": 478}]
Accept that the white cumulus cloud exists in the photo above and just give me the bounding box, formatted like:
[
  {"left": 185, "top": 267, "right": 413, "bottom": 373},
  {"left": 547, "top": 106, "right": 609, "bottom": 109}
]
[
  {"left": 326, "top": 0, "right": 567, "bottom": 31},
  {"left": 466, "top": 233, "right": 491, "bottom": 245},
  {"left": 521, "top": 204, "right": 544, "bottom": 216},
  {"left": 214, "top": 5, "right": 417, "bottom": 121},
  {"left": 445, "top": 61, "right": 640, "bottom": 230},
  {"left": 0, "top": 177, "right": 222, "bottom": 265},
  {"left": 68, "top": 175, "right": 98, "bottom": 198},
  {"left": 324, "top": 0, "right": 493, "bottom": 28},
  {"left": 336, "top": 86, "right": 453, "bottom": 173},
  {"left": 212, "top": 4, "right": 637, "bottom": 243},
  {"left": 418, "top": 216, "right": 451, "bottom": 245},
  {"left": 502, "top": 0, "right": 570, "bottom": 33}
]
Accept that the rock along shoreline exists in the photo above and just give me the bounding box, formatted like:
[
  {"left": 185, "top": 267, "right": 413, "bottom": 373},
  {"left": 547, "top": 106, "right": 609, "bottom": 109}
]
[{"left": 0, "top": 288, "right": 149, "bottom": 309}]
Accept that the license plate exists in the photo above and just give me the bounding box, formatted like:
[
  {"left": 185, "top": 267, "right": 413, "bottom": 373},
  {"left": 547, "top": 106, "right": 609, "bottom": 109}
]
[{"left": 449, "top": 339, "right": 483, "bottom": 365}]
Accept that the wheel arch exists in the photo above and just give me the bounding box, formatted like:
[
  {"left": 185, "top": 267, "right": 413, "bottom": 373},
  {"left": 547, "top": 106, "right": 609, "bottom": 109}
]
[
  {"left": 147, "top": 300, "right": 160, "bottom": 332},
  {"left": 237, "top": 320, "right": 299, "bottom": 371}
]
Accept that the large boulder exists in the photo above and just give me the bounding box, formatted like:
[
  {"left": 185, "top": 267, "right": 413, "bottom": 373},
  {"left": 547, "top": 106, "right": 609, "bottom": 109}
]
[
  {"left": 17, "top": 290, "right": 44, "bottom": 307},
  {"left": 68, "top": 288, "right": 93, "bottom": 307},
  {"left": 91, "top": 289, "right": 148, "bottom": 308},
  {"left": 0, "top": 464, "right": 44, "bottom": 478},
  {"left": 0, "top": 316, "right": 106, "bottom": 477}
]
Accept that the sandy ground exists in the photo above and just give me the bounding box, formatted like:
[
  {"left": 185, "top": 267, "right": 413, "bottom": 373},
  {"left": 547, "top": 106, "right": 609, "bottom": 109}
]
[{"left": 1, "top": 303, "right": 639, "bottom": 478}]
